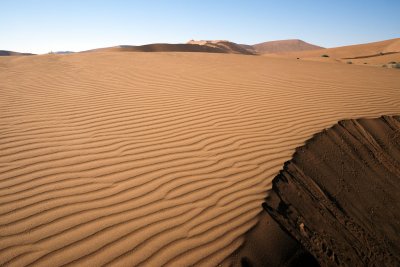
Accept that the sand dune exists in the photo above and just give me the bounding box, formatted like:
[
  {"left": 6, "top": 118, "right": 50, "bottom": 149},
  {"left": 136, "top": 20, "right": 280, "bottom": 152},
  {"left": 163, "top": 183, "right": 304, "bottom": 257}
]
[
  {"left": 273, "top": 38, "right": 400, "bottom": 66},
  {"left": 187, "top": 40, "right": 255, "bottom": 55},
  {"left": 84, "top": 43, "right": 225, "bottom": 53},
  {"left": 0, "top": 52, "right": 399, "bottom": 266},
  {"left": 0, "top": 50, "right": 35, "bottom": 56},
  {"left": 252, "top": 39, "right": 324, "bottom": 54},
  {"left": 263, "top": 116, "right": 400, "bottom": 266},
  {"left": 84, "top": 42, "right": 255, "bottom": 55}
]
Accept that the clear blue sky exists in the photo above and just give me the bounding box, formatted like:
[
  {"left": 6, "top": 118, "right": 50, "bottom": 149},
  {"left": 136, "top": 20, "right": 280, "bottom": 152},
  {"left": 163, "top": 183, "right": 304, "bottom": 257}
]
[{"left": 1, "top": 0, "right": 399, "bottom": 54}]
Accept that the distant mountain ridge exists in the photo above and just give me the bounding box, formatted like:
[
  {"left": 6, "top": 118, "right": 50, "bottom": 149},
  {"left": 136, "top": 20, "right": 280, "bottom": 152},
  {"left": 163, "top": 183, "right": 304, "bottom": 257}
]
[
  {"left": 84, "top": 43, "right": 230, "bottom": 54},
  {"left": 0, "top": 50, "right": 35, "bottom": 56},
  {"left": 52, "top": 51, "right": 75, "bottom": 54},
  {"left": 0, "top": 39, "right": 325, "bottom": 56},
  {"left": 6, "top": 39, "right": 398, "bottom": 59},
  {"left": 186, "top": 39, "right": 323, "bottom": 54},
  {"left": 85, "top": 41, "right": 256, "bottom": 55},
  {"left": 186, "top": 40, "right": 255, "bottom": 55}
]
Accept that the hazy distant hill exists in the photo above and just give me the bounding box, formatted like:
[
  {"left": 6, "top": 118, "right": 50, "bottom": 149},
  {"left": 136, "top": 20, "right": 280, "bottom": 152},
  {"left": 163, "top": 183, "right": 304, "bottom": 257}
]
[
  {"left": 53, "top": 51, "right": 75, "bottom": 54},
  {"left": 84, "top": 41, "right": 256, "bottom": 55},
  {"left": 271, "top": 38, "right": 400, "bottom": 66},
  {"left": 83, "top": 43, "right": 230, "bottom": 54},
  {"left": 282, "top": 38, "right": 400, "bottom": 59},
  {"left": 78, "top": 38, "right": 400, "bottom": 63},
  {"left": 0, "top": 50, "right": 35, "bottom": 56},
  {"left": 251, "top": 39, "right": 324, "bottom": 54},
  {"left": 187, "top": 40, "right": 256, "bottom": 55}
]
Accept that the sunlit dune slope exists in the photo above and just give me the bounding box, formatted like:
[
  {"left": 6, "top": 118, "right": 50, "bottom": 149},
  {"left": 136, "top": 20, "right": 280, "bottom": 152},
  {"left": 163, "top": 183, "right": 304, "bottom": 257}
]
[
  {"left": 0, "top": 52, "right": 399, "bottom": 266},
  {"left": 268, "top": 38, "right": 400, "bottom": 66}
]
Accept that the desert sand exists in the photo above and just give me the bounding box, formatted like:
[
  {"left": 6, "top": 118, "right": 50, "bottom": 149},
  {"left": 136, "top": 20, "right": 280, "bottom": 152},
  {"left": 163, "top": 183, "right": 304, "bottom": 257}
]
[{"left": 0, "top": 51, "right": 399, "bottom": 266}]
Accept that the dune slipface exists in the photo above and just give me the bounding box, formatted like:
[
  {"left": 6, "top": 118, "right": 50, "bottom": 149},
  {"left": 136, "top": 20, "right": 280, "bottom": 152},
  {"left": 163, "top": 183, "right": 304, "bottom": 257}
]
[
  {"left": 263, "top": 116, "right": 400, "bottom": 266},
  {"left": 0, "top": 52, "right": 399, "bottom": 266}
]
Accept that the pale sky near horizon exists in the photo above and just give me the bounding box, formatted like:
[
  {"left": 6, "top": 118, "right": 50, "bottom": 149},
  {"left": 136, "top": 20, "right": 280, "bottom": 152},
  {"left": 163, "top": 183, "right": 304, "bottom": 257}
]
[{"left": 1, "top": 0, "right": 399, "bottom": 54}]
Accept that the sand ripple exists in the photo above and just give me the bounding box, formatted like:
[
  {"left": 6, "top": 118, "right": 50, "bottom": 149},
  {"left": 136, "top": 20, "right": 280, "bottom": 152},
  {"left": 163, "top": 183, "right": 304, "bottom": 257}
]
[{"left": 0, "top": 52, "right": 399, "bottom": 266}]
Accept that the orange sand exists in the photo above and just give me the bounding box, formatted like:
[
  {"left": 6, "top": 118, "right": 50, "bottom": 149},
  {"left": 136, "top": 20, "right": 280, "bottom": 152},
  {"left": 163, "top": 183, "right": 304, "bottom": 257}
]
[{"left": 0, "top": 52, "right": 399, "bottom": 266}]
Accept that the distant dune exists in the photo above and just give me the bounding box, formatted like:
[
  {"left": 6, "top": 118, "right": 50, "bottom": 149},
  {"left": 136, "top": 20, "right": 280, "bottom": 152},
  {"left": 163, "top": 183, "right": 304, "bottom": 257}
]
[
  {"left": 0, "top": 51, "right": 399, "bottom": 266},
  {"left": 252, "top": 39, "right": 324, "bottom": 54},
  {"left": 275, "top": 38, "right": 400, "bottom": 66},
  {"left": 187, "top": 39, "right": 324, "bottom": 55},
  {"left": 0, "top": 50, "right": 35, "bottom": 56},
  {"left": 84, "top": 42, "right": 255, "bottom": 55},
  {"left": 53, "top": 51, "right": 75, "bottom": 54},
  {"left": 289, "top": 38, "right": 400, "bottom": 58},
  {"left": 84, "top": 43, "right": 224, "bottom": 53},
  {"left": 82, "top": 40, "right": 322, "bottom": 56},
  {"left": 187, "top": 40, "right": 256, "bottom": 55},
  {"left": 38, "top": 37, "right": 400, "bottom": 67}
]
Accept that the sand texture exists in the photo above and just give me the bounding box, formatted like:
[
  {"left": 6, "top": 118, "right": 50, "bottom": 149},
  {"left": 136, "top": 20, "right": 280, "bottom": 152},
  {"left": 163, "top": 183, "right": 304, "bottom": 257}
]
[
  {"left": 0, "top": 52, "right": 399, "bottom": 266},
  {"left": 264, "top": 116, "right": 400, "bottom": 267}
]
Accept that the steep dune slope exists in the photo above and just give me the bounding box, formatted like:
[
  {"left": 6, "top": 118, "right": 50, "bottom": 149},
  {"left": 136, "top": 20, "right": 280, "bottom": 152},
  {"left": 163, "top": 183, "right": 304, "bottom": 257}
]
[
  {"left": 263, "top": 116, "right": 400, "bottom": 266},
  {"left": 0, "top": 53, "right": 399, "bottom": 266}
]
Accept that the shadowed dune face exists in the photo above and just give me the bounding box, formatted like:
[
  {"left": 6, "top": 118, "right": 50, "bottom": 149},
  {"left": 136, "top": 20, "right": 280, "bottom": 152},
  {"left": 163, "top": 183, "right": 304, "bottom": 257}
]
[
  {"left": 84, "top": 42, "right": 256, "bottom": 55},
  {"left": 187, "top": 40, "right": 256, "bottom": 55},
  {"left": 0, "top": 50, "right": 35, "bottom": 56},
  {"left": 85, "top": 43, "right": 226, "bottom": 53},
  {"left": 264, "top": 116, "right": 400, "bottom": 266},
  {"left": 0, "top": 52, "right": 399, "bottom": 266}
]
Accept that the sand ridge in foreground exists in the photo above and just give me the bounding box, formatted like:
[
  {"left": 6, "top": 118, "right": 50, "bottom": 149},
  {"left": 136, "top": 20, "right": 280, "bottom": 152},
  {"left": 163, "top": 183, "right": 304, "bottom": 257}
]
[
  {"left": 263, "top": 116, "right": 400, "bottom": 266},
  {"left": 0, "top": 52, "right": 399, "bottom": 266}
]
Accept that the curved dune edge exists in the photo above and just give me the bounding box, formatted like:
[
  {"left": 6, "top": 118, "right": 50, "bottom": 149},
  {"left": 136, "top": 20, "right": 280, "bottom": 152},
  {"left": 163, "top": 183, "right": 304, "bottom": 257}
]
[{"left": 246, "top": 116, "right": 400, "bottom": 266}]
